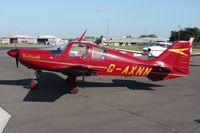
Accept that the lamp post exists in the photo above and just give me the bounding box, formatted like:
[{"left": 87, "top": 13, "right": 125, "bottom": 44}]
[
  {"left": 178, "top": 25, "right": 181, "bottom": 40},
  {"left": 107, "top": 18, "right": 109, "bottom": 37}
]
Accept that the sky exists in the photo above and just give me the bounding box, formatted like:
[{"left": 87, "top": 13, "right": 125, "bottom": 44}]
[{"left": 0, "top": 0, "right": 200, "bottom": 38}]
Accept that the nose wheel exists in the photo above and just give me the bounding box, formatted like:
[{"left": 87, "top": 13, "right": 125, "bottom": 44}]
[{"left": 29, "top": 70, "right": 41, "bottom": 89}]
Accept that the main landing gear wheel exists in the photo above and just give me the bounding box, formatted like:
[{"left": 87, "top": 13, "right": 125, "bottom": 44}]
[
  {"left": 66, "top": 76, "right": 78, "bottom": 94},
  {"left": 70, "top": 87, "right": 78, "bottom": 94},
  {"left": 30, "top": 80, "right": 38, "bottom": 89}
]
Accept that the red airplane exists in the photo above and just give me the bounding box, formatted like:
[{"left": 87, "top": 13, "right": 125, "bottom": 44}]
[{"left": 7, "top": 31, "right": 192, "bottom": 94}]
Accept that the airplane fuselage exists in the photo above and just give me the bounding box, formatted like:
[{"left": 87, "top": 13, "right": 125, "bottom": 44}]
[{"left": 18, "top": 42, "right": 156, "bottom": 77}]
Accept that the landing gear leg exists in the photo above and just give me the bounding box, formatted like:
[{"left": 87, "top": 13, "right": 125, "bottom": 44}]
[
  {"left": 66, "top": 76, "right": 78, "bottom": 94},
  {"left": 29, "top": 70, "right": 41, "bottom": 89}
]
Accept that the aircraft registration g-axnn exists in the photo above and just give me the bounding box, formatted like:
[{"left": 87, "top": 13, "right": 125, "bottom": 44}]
[{"left": 7, "top": 31, "right": 193, "bottom": 94}]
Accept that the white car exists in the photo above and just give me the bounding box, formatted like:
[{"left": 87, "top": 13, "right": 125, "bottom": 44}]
[{"left": 143, "top": 42, "right": 172, "bottom": 57}]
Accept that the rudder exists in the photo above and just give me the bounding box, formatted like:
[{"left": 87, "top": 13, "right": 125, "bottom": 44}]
[{"left": 147, "top": 40, "right": 192, "bottom": 81}]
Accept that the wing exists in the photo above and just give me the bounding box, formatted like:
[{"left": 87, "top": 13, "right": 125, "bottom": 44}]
[
  {"left": 55, "top": 65, "right": 99, "bottom": 76},
  {"left": 115, "top": 48, "right": 149, "bottom": 56},
  {"left": 191, "top": 52, "right": 200, "bottom": 57},
  {"left": 114, "top": 48, "right": 146, "bottom": 55}
]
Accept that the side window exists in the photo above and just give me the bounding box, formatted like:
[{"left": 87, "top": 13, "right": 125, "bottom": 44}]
[
  {"left": 69, "top": 44, "right": 89, "bottom": 58},
  {"left": 92, "top": 47, "right": 107, "bottom": 60},
  {"left": 166, "top": 44, "right": 170, "bottom": 48}
]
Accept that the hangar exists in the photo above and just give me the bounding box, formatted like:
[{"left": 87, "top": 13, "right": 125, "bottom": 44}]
[
  {"left": 0, "top": 35, "right": 65, "bottom": 46},
  {"left": 102, "top": 36, "right": 169, "bottom": 46},
  {"left": 37, "top": 35, "right": 64, "bottom": 45},
  {"left": 0, "top": 35, "right": 37, "bottom": 44}
]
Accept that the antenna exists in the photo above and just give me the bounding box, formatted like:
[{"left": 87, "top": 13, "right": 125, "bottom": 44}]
[{"left": 78, "top": 30, "right": 87, "bottom": 42}]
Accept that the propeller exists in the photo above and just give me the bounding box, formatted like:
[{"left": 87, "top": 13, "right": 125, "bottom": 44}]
[
  {"left": 15, "top": 51, "right": 19, "bottom": 68},
  {"left": 7, "top": 48, "right": 20, "bottom": 68},
  {"left": 14, "top": 44, "right": 19, "bottom": 68},
  {"left": 14, "top": 45, "right": 19, "bottom": 68}
]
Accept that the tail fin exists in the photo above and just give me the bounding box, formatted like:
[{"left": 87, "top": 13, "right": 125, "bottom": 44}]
[{"left": 147, "top": 39, "right": 193, "bottom": 81}]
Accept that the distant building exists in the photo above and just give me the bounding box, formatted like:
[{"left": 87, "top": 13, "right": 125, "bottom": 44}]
[
  {"left": 102, "top": 36, "right": 169, "bottom": 46},
  {"left": 68, "top": 36, "right": 96, "bottom": 44},
  {"left": 84, "top": 36, "right": 96, "bottom": 43},
  {"left": 139, "top": 37, "right": 169, "bottom": 44},
  {"left": 0, "top": 35, "right": 37, "bottom": 44},
  {"left": 37, "top": 35, "right": 65, "bottom": 46},
  {"left": 0, "top": 35, "right": 67, "bottom": 46},
  {"left": 0, "top": 37, "right": 10, "bottom": 44}
]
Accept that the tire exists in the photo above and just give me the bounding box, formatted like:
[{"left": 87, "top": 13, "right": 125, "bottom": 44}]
[
  {"left": 70, "top": 87, "right": 78, "bottom": 94},
  {"left": 30, "top": 80, "right": 38, "bottom": 89}
]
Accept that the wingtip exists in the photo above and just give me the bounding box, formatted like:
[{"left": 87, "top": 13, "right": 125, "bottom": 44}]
[{"left": 189, "top": 37, "right": 194, "bottom": 45}]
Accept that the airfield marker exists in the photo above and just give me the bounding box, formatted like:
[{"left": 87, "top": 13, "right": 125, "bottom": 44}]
[{"left": 0, "top": 107, "right": 11, "bottom": 133}]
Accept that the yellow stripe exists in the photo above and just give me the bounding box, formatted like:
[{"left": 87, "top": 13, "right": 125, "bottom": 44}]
[
  {"left": 171, "top": 73, "right": 187, "bottom": 77},
  {"left": 168, "top": 48, "right": 189, "bottom": 56},
  {"left": 22, "top": 58, "right": 107, "bottom": 69}
]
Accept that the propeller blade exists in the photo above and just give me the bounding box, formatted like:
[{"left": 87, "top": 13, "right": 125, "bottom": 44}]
[
  {"left": 16, "top": 57, "right": 19, "bottom": 68},
  {"left": 7, "top": 47, "right": 20, "bottom": 68},
  {"left": 15, "top": 49, "right": 19, "bottom": 68}
]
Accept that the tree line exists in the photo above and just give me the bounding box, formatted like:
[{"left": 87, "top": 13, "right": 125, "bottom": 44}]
[{"left": 169, "top": 27, "right": 200, "bottom": 42}]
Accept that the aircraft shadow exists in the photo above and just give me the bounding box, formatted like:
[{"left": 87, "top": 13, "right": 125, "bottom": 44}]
[
  {"left": 0, "top": 72, "right": 163, "bottom": 102},
  {"left": 78, "top": 79, "right": 161, "bottom": 91},
  {"left": 190, "top": 64, "right": 200, "bottom": 67},
  {"left": 0, "top": 73, "right": 68, "bottom": 102},
  {"left": 194, "top": 119, "right": 200, "bottom": 124}
]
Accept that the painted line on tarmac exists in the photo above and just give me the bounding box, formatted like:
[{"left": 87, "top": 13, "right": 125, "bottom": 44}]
[{"left": 0, "top": 107, "right": 11, "bottom": 133}]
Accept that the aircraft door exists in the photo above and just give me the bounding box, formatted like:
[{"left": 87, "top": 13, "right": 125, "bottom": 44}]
[
  {"left": 68, "top": 43, "right": 89, "bottom": 64},
  {"left": 91, "top": 47, "right": 107, "bottom": 64}
]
